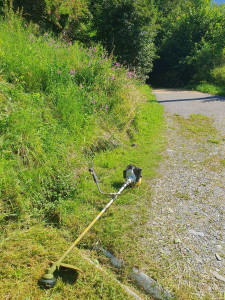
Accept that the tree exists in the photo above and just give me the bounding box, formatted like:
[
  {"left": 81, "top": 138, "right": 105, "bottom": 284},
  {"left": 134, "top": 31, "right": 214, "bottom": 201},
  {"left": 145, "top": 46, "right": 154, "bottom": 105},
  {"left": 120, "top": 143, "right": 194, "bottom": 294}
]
[
  {"left": 88, "top": 0, "right": 158, "bottom": 74},
  {"left": 150, "top": 0, "right": 225, "bottom": 86}
]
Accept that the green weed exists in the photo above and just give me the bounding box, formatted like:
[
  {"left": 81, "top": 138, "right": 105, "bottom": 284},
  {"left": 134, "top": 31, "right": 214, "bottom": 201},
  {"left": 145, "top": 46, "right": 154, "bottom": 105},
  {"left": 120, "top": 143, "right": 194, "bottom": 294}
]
[
  {"left": 174, "top": 114, "right": 221, "bottom": 143},
  {"left": 0, "top": 224, "right": 135, "bottom": 300},
  {"left": 193, "top": 82, "right": 225, "bottom": 97}
]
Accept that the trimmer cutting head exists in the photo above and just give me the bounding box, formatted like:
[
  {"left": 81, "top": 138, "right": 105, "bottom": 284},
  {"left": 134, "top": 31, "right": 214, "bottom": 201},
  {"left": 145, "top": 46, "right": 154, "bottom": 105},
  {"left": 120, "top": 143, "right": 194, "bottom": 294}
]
[
  {"left": 38, "top": 262, "right": 83, "bottom": 289},
  {"left": 38, "top": 276, "right": 57, "bottom": 289}
]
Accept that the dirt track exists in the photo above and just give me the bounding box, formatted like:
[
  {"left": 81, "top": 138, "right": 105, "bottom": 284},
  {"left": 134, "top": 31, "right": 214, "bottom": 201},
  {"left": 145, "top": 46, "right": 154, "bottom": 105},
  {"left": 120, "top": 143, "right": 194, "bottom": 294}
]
[
  {"left": 152, "top": 89, "right": 225, "bottom": 119},
  {"left": 141, "top": 90, "right": 225, "bottom": 298}
]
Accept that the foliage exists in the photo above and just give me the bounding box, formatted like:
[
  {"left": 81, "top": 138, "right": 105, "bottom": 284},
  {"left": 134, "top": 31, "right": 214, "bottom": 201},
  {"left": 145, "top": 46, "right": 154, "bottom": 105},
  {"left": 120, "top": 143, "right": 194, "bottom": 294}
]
[
  {"left": 88, "top": 0, "right": 158, "bottom": 74},
  {"left": 9, "top": 0, "right": 94, "bottom": 41},
  {"left": 211, "top": 64, "right": 225, "bottom": 86},
  {"left": 43, "top": 0, "right": 94, "bottom": 42},
  {"left": 2, "top": 0, "right": 225, "bottom": 83},
  {"left": 189, "top": 82, "right": 225, "bottom": 97},
  {"left": 5, "top": 0, "right": 159, "bottom": 75},
  {"left": 150, "top": 0, "right": 225, "bottom": 86},
  {"left": 185, "top": 41, "right": 224, "bottom": 83}
]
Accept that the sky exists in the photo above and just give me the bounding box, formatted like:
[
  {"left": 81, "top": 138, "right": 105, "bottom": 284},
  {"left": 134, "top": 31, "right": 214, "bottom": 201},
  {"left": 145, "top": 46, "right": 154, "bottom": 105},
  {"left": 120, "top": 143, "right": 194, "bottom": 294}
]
[{"left": 212, "top": 0, "right": 225, "bottom": 4}]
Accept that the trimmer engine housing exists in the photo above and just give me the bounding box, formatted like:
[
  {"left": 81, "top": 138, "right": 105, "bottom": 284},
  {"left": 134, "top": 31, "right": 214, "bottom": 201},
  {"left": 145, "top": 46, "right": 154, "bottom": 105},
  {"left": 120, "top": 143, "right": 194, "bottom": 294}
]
[{"left": 123, "top": 165, "right": 142, "bottom": 186}]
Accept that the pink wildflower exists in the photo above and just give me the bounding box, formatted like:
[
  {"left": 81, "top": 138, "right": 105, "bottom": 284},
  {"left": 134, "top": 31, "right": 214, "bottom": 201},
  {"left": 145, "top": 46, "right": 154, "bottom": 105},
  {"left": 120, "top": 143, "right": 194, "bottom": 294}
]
[
  {"left": 112, "top": 76, "right": 115, "bottom": 80},
  {"left": 93, "top": 101, "right": 96, "bottom": 105},
  {"left": 69, "top": 41, "right": 72, "bottom": 46},
  {"left": 58, "top": 71, "right": 61, "bottom": 74},
  {"left": 105, "top": 105, "right": 108, "bottom": 110}
]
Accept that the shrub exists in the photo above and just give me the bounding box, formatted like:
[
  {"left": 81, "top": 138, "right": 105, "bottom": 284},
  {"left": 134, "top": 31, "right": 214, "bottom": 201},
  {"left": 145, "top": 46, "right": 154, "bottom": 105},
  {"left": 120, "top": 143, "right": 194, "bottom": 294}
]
[
  {"left": 150, "top": 0, "right": 225, "bottom": 86},
  {"left": 185, "top": 41, "right": 224, "bottom": 83},
  {"left": 88, "top": 0, "right": 158, "bottom": 74},
  {"left": 211, "top": 64, "right": 225, "bottom": 86}
]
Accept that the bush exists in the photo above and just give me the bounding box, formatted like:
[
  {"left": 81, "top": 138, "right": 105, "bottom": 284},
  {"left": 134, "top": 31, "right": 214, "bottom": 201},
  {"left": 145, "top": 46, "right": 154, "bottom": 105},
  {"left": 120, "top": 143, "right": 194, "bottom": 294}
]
[
  {"left": 89, "top": 0, "right": 158, "bottom": 74},
  {"left": 185, "top": 41, "right": 224, "bottom": 83},
  {"left": 211, "top": 64, "right": 225, "bottom": 86},
  {"left": 150, "top": 0, "right": 225, "bottom": 86}
]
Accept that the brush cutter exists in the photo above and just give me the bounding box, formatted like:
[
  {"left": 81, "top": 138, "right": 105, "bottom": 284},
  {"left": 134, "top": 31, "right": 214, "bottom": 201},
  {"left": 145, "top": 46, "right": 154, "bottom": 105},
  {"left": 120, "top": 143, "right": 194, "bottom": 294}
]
[{"left": 38, "top": 165, "right": 142, "bottom": 289}]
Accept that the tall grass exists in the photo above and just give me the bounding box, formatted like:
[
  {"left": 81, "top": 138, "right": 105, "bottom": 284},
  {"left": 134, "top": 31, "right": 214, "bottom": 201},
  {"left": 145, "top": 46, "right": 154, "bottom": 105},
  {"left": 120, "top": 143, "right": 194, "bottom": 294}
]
[
  {"left": 0, "top": 14, "right": 146, "bottom": 221},
  {"left": 0, "top": 14, "right": 139, "bottom": 133},
  {"left": 0, "top": 12, "right": 169, "bottom": 299},
  {"left": 192, "top": 62, "right": 225, "bottom": 96}
]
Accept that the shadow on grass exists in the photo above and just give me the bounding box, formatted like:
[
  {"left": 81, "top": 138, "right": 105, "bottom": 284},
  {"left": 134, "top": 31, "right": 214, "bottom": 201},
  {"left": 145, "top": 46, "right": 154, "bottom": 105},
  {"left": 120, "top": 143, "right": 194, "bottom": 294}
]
[
  {"left": 55, "top": 267, "right": 79, "bottom": 285},
  {"left": 38, "top": 266, "right": 79, "bottom": 289},
  {"left": 111, "top": 181, "right": 125, "bottom": 190}
]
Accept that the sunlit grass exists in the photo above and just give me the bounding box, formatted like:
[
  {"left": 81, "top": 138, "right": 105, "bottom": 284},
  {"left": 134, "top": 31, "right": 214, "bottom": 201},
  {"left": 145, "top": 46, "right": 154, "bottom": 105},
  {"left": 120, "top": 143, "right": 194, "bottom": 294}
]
[
  {"left": 193, "top": 82, "right": 225, "bottom": 97},
  {"left": 0, "top": 14, "right": 168, "bottom": 298}
]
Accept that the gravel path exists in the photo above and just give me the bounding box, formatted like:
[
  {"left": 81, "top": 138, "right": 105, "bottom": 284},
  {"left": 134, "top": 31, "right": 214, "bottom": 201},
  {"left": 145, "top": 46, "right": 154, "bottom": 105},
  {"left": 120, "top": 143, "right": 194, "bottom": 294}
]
[
  {"left": 153, "top": 89, "right": 225, "bottom": 136},
  {"left": 153, "top": 89, "right": 225, "bottom": 118},
  {"left": 141, "top": 90, "right": 225, "bottom": 299}
]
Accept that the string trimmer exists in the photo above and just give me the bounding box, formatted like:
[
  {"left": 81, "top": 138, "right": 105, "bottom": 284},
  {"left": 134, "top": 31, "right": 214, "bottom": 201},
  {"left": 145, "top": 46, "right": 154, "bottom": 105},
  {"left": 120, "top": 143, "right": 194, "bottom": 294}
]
[{"left": 38, "top": 165, "right": 142, "bottom": 289}]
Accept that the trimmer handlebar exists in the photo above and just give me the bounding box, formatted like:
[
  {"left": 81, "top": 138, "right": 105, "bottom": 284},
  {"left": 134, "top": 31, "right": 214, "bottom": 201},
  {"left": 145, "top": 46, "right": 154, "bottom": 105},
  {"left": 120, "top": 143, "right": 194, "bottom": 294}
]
[
  {"left": 89, "top": 165, "right": 142, "bottom": 196},
  {"left": 89, "top": 168, "right": 116, "bottom": 196}
]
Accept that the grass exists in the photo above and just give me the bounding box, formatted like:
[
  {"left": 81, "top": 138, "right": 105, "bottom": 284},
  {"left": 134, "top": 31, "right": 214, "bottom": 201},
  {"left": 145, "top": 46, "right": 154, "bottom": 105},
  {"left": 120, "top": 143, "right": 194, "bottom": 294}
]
[
  {"left": 1, "top": 14, "right": 223, "bottom": 298},
  {"left": 0, "top": 78, "right": 165, "bottom": 299},
  {"left": 0, "top": 14, "right": 167, "bottom": 299},
  {"left": 173, "top": 114, "right": 221, "bottom": 143},
  {"left": 190, "top": 82, "right": 225, "bottom": 97},
  {"left": 0, "top": 13, "right": 146, "bottom": 221},
  {"left": 0, "top": 223, "right": 136, "bottom": 299}
]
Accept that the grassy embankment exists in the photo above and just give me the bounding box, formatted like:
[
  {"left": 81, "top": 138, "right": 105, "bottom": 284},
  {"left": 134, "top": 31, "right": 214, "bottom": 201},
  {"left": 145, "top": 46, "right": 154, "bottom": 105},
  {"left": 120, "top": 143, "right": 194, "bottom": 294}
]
[
  {"left": 190, "top": 65, "right": 225, "bottom": 97},
  {"left": 0, "top": 15, "right": 166, "bottom": 299}
]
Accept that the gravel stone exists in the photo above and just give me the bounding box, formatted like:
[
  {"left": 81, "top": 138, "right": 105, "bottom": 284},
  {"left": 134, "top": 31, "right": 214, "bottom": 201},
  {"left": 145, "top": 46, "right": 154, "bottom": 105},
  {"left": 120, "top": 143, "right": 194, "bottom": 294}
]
[{"left": 139, "top": 90, "right": 225, "bottom": 299}]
